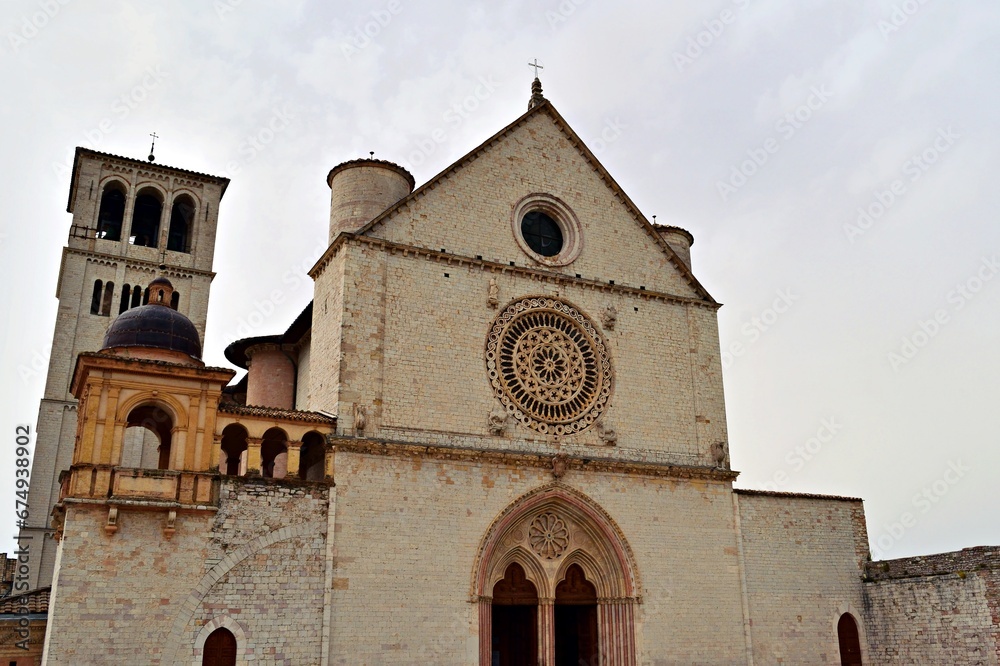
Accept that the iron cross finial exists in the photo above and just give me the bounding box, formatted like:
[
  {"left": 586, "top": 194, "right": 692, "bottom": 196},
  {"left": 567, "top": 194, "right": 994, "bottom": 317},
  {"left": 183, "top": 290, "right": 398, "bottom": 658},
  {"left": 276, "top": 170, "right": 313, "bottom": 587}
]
[
  {"left": 148, "top": 132, "right": 159, "bottom": 162},
  {"left": 528, "top": 59, "right": 544, "bottom": 79}
]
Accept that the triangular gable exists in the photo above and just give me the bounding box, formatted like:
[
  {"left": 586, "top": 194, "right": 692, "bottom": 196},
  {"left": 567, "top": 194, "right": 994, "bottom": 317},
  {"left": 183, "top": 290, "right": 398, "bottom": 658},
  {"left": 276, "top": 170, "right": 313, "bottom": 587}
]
[{"left": 355, "top": 100, "right": 715, "bottom": 303}]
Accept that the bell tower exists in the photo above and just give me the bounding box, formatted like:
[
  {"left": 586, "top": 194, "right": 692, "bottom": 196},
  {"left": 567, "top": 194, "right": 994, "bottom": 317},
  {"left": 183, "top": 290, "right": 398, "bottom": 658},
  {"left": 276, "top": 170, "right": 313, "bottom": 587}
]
[{"left": 20, "top": 148, "right": 229, "bottom": 589}]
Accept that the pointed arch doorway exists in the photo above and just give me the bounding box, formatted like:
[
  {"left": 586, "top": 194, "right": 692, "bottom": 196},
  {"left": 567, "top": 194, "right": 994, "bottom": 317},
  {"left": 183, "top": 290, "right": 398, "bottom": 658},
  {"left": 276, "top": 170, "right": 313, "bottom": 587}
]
[
  {"left": 555, "top": 563, "right": 598, "bottom": 666},
  {"left": 492, "top": 562, "right": 538, "bottom": 665},
  {"left": 475, "top": 485, "right": 640, "bottom": 666}
]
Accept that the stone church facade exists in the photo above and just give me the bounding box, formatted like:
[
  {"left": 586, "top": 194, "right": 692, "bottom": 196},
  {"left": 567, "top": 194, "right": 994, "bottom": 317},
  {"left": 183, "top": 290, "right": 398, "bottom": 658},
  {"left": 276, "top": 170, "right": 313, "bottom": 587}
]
[{"left": 10, "top": 81, "right": 999, "bottom": 664}]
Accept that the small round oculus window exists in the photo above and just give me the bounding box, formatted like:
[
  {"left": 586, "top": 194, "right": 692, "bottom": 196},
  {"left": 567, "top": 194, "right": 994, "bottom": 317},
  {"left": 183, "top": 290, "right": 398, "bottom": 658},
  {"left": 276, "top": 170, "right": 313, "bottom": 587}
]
[{"left": 520, "top": 211, "right": 563, "bottom": 257}]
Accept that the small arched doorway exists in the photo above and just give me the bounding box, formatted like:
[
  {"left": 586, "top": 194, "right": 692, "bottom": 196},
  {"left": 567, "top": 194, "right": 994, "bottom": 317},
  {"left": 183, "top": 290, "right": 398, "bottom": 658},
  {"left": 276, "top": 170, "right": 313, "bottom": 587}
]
[
  {"left": 202, "top": 627, "right": 237, "bottom": 666},
  {"left": 838, "top": 613, "right": 863, "bottom": 665},
  {"left": 492, "top": 562, "right": 538, "bottom": 666},
  {"left": 555, "top": 564, "right": 598, "bottom": 666}
]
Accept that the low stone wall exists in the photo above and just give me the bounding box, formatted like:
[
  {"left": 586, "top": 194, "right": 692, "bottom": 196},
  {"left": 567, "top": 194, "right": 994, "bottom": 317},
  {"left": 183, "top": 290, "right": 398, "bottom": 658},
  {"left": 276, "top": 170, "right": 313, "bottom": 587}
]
[{"left": 864, "top": 546, "right": 1000, "bottom": 664}]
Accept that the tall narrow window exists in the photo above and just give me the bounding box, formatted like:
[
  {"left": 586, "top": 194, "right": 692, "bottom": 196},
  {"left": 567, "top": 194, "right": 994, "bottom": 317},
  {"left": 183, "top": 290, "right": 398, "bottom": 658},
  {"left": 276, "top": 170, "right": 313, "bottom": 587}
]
[
  {"left": 101, "top": 281, "right": 115, "bottom": 317},
  {"left": 202, "top": 627, "right": 237, "bottom": 666},
  {"left": 131, "top": 285, "right": 142, "bottom": 308},
  {"left": 838, "top": 613, "right": 863, "bottom": 666},
  {"left": 492, "top": 563, "right": 538, "bottom": 666},
  {"left": 170, "top": 290, "right": 180, "bottom": 310},
  {"left": 90, "top": 280, "right": 103, "bottom": 314},
  {"left": 143, "top": 287, "right": 150, "bottom": 305},
  {"left": 129, "top": 189, "right": 163, "bottom": 248},
  {"left": 119, "top": 283, "right": 131, "bottom": 314},
  {"left": 96, "top": 184, "right": 125, "bottom": 241},
  {"left": 167, "top": 195, "right": 194, "bottom": 252}
]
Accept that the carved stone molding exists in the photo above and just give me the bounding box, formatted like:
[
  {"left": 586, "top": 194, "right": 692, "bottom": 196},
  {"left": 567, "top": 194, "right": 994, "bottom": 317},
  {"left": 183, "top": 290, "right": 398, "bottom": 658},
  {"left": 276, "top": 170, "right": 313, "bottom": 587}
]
[
  {"left": 329, "top": 437, "right": 739, "bottom": 483},
  {"left": 601, "top": 304, "right": 617, "bottom": 330},
  {"left": 487, "top": 277, "right": 499, "bottom": 309},
  {"left": 487, "top": 404, "right": 509, "bottom": 435},
  {"left": 596, "top": 420, "right": 617, "bottom": 447}
]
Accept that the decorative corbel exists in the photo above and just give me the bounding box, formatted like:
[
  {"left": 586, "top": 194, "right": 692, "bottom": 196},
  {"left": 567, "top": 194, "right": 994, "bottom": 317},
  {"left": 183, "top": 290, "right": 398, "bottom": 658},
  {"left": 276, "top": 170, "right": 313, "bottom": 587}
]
[
  {"left": 105, "top": 506, "right": 119, "bottom": 536},
  {"left": 163, "top": 510, "right": 177, "bottom": 539}
]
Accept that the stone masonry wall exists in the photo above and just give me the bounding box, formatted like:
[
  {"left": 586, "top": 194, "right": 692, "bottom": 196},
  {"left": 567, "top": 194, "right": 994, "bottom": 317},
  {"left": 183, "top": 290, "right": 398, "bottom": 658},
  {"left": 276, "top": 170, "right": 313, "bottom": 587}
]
[
  {"left": 863, "top": 547, "right": 1000, "bottom": 664},
  {"left": 736, "top": 490, "right": 870, "bottom": 665},
  {"left": 44, "top": 478, "right": 328, "bottom": 665},
  {"left": 327, "top": 449, "right": 748, "bottom": 664}
]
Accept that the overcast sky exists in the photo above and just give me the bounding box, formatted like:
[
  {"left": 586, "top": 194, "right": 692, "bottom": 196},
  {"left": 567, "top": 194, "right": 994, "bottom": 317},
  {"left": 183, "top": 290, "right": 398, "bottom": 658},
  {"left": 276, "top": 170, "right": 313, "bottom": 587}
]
[{"left": 1, "top": 0, "right": 997, "bottom": 561}]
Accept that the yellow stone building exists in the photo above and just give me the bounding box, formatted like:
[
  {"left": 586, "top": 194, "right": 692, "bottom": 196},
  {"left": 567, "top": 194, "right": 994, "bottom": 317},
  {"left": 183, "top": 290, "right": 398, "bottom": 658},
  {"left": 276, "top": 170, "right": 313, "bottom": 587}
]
[{"left": 9, "top": 80, "right": 999, "bottom": 665}]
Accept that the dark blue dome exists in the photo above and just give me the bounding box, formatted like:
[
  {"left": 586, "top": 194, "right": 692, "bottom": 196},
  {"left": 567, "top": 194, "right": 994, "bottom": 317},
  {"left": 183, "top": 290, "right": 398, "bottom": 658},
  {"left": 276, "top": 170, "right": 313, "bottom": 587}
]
[{"left": 102, "top": 301, "right": 202, "bottom": 359}]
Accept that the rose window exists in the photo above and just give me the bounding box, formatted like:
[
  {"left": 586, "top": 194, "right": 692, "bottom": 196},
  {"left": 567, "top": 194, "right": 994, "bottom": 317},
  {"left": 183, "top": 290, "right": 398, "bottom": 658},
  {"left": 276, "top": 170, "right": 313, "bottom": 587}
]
[
  {"left": 528, "top": 512, "right": 569, "bottom": 559},
  {"left": 486, "top": 297, "right": 612, "bottom": 435}
]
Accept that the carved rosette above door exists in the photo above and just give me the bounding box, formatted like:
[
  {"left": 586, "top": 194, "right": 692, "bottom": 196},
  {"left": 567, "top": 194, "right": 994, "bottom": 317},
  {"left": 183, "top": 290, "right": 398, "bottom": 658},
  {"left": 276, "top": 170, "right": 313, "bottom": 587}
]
[{"left": 486, "top": 297, "right": 613, "bottom": 435}]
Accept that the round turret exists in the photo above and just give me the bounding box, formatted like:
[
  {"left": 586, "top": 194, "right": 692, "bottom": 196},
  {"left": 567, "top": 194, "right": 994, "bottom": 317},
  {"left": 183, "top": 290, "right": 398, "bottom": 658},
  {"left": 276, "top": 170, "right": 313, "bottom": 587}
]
[
  {"left": 101, "top": 278, "right": 202, "bottom": 362},
  {"left": 654, "top": 225, "right": 694, "bottom": 271},
  {"left": 326, "top": 158, "right": 414, "bottom": 243}
]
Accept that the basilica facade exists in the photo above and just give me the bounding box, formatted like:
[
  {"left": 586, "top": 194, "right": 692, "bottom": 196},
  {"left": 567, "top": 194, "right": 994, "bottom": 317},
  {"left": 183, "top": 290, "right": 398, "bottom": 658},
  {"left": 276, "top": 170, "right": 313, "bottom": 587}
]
[{"left": 11, "top": 81, "right": 999, "bottom": 665}]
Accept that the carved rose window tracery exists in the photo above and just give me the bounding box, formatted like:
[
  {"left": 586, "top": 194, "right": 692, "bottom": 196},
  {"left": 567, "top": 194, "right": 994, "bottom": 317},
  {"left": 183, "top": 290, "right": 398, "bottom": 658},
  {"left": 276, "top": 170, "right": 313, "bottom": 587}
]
[
  {"left": 486, "top": 297, "right": 612, "bottom": 435},
  {"left": 528, "top": 512, "right": 569, "bottom": 559}
]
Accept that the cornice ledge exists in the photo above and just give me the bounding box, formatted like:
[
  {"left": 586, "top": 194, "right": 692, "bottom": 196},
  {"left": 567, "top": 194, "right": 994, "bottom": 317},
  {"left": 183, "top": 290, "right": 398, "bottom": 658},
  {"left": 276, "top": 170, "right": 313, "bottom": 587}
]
[
  {"left": 334, "top": 235, "right": 720, "bottom": 310},
  {"left": 330, "top": 436, "right": 738, "bottom": 482}
]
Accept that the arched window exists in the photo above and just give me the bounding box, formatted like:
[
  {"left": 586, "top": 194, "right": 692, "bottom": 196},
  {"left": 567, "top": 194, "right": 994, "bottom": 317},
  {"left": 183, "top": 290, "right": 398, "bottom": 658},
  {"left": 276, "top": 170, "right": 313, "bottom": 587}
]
[
  {"left": 101, "top": 281, "right": 115, "bottom": 317},
  {"left": 492, "top": 563, "right": 538, "bottom": 666},
  {"left": 838, "top": 613, "right": 863, "bottom": 666},
  {"left": 119, "top": 283, "right": 131, "bottom": 314},
  {"left": 220, "top": 424, "right": 248, "bottom": 476},
  {"left": 90, "top": 279, "right": 103, "bottom": 315},
  {"left": 171, "top": 290, "right": 180, "bottom": 310},
  {"left": 167, "top": 195, "right": 195, "bottom": 253},
  {"left": 125, "top": 404, "right": 174, "bottom": 470},
  {"left": 261, "top": 428, "right": 288, "bottom": 479},
  {"left": 298, "top": 432, "right": 326, "bottom": 480},
  {"left": 143, "top": 287, "right": 150, "bottom": 305},
  {"left": 202, "top": 627, "right": 237, "bottom": 666},
  {"left": 555, "top": 564, "right": 598, "bottom": 666},
  {"left": 129, "top": 188, "right": 163, "bottom": 248},
  {"left": 96, "top": 183, "right": 125, "bottom": 241},
  {"left": 131, "top": 285, "right": 142, "bottom": 308}
]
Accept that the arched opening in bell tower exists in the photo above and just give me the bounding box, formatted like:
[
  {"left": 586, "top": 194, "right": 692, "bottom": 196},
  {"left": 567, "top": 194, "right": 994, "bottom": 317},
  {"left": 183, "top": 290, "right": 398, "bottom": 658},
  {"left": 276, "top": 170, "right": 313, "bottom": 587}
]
[{"left": 129, "top": 188, "right": 163, "bottom": 248}]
